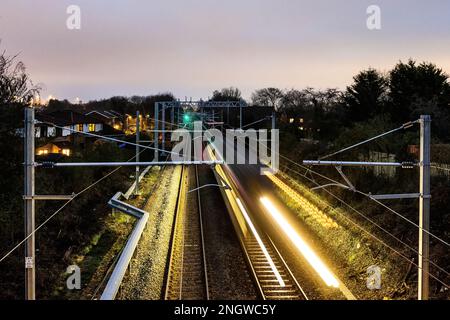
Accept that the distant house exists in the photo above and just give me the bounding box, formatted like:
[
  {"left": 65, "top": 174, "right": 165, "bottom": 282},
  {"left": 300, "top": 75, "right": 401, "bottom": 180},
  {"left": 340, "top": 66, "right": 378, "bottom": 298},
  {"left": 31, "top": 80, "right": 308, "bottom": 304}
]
[
  {"left": 36, "top": 111, "right": 106, "bottom": 138},
  {"left": 85, "top": 110, "right": 124, "bottom": 131},
  {"left": 280, "top": 113, "right": 319, "bottom": 139},
  {"left": 36, "top": 142, "right": 71, "bottom": 157},
  {"left": 124, "top": 113, "right": 149, "bottom": 134}
]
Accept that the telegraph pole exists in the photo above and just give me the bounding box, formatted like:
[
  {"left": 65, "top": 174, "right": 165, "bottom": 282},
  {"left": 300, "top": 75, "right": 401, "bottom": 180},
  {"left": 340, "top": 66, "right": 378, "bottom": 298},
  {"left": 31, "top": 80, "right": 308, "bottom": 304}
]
[
  {"left": 135, "top": 111, "right": 140, "bottom": 195},
  {"left": 418, "top": 115, "right": 431, "bottom": 300},
  {"left": 24, "top": 106, "right": 36, "bottom": 300}
]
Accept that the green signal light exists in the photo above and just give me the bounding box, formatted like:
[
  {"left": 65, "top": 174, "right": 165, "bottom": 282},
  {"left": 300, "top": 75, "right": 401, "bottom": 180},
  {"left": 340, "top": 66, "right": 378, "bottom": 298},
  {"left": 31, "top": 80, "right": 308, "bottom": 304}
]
[{"left": 183, "top": 114, "right": 190, "bottom": 123}]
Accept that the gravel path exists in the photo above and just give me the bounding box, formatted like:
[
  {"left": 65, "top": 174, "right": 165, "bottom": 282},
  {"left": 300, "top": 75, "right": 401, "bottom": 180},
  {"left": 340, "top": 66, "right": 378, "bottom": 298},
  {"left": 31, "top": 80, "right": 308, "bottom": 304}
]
[{"left": 119, "top": 166, "right": 182, "bottom": 300}]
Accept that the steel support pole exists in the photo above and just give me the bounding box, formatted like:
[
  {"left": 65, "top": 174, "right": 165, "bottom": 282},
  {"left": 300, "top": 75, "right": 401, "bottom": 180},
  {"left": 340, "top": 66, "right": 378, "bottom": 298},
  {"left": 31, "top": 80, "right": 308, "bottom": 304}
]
[
  {"left": 24, "top": 106, "right": 35, "bottom": 300},
  {"left": 200, "top": 107, "right": 204, "bottom": 124},
  {"left": 272, "top": 111, "right": 276, "bottom": 131},
  {"left": 154, "top": 103, "right": 158, "bottom": 161},
  {"left": 239, "top": 104, "right": 243, "bottom": 129},
  {"left": 418, "top": 115, "right": 431, "bottom": 300},
  {"left": 135, "top": 111, "right": 140, "bottom": 195},
  {"left": 303, "top": 160, "right": 405, "bottom": 167},
  {"left": 41, "top": 160, "right": 222, "bottom": 167},
  {"left": 162, "top": 106, "right": 165, "bottom": 156},
  {"left": 271, "top": 111, "right": 277, "bottom": 172}
]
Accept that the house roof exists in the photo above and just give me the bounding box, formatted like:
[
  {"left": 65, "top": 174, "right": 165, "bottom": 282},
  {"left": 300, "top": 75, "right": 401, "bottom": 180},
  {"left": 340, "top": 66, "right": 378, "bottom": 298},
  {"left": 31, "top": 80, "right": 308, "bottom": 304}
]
[
  {"left": 107, "top": 110, "right": 123, "bottom": 117},
  {"left": 37, "top": 111, "right": 103, "bottom": 126},
  {"left": 53, "top": 141, "right": 72, "bottom": 148},
  {"left": 86, "top": 110, "right": 116, "bottom": 120},
  {"left": 36, "top": 143, "right": 60, "bottom": 150}
]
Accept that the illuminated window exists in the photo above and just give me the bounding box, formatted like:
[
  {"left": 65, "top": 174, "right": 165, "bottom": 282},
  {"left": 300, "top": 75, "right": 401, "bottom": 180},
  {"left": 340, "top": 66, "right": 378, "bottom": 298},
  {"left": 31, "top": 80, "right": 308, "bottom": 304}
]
[
  {"left": 38, "top": 149, "right": 49, "bottom": 155},
  {"left": 88, "top": 124, "right": 96, "bottom": 132},
  {"left": 77, "top": 124, "right": 83, "bottom": 132},
  {"left": 61, "top": 149, "right": 71, "bottom": 156},
  {"left": 289, "top": 118, "right": 294, "bottom": 123},
  {"left": 299, "top": 118, "right": 304, "bottom": 123}
]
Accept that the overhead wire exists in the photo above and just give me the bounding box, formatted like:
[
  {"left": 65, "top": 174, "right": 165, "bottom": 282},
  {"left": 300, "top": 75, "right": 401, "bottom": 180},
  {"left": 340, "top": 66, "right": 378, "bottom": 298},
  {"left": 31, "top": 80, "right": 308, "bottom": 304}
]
[
  {"left": 277, "top": 151, "right": 450, "bottom": 247},
  {"left": 37, "top": 120, "right": 181, "bottom": 157},
  {"left": 0, "top": 148, "right": 149, "bottom": 264},
  {"left": 318, "top": 120, "right": 419, "bottom": 160},
  {"left": 243, "top": 132, "right": 450, "bottom": 286},
  {"left": 281, "top": 164, "right": 450, "bottom": 279}
]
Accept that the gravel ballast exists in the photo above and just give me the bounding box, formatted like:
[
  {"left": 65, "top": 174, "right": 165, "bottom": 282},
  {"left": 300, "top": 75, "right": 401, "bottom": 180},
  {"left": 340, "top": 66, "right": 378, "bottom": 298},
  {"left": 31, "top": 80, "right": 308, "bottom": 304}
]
[{"left": 119, "top": 166, "right": 182, "bottom": 299}]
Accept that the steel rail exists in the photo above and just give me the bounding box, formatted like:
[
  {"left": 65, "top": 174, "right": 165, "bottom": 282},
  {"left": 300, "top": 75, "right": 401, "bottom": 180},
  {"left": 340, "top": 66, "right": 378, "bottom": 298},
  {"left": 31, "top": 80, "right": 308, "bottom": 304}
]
[
  {"left": 209, "top": 150, "right": 307, "bottom": 299},
  {"left": 195, "top": 165, "right": 210, "bottom": 300},
  {"left": 164, "top": 165, "right": 210, "bottom": 299},
  {"left": 208, "top": 163, "right": 265, "bottom": 299},
  {"left": 267, "top": 236, "right": 309, "bottom": 300},
  {"left": 164, "top": 166, "right": 187, "bottom": 300}
]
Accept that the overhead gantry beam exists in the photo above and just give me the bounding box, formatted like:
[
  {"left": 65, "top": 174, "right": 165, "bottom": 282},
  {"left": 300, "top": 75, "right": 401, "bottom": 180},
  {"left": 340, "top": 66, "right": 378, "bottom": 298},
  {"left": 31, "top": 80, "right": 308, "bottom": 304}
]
[{"left": 35, "top": 160, "right": 223, "bottom": 168}]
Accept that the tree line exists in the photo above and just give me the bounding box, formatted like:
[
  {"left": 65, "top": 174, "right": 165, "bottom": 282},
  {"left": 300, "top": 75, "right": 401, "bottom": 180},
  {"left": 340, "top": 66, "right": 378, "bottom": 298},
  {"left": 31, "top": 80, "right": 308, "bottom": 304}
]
[
  {"left": 212, "top": 60, "right": 450, "bottom": 143},
  {"left": 36, "top": 59, "right": 450, "bottom": 144}
]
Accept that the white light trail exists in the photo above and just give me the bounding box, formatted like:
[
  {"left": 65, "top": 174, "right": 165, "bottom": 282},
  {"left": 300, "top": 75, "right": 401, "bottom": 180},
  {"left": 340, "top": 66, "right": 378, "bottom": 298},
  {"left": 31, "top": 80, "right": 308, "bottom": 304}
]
[
  {"left": 260, "top": 197, "right": 339, "bottom": 288},
  {"left": 236, "top": 198, "right": 285, "bottom": 287}
]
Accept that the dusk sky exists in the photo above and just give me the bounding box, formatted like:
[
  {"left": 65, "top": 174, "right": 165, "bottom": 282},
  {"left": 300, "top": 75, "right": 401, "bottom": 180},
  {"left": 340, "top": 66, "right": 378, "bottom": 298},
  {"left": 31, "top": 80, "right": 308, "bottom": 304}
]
[{"left": 1, "top": 0, "right": 450, "bottom": 102}]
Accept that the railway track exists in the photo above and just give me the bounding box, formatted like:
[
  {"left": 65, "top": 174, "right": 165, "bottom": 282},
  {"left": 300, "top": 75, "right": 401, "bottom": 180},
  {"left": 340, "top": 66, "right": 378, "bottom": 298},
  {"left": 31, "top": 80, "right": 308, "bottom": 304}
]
[
  {"left": 210, "top": 160, "right": 308, "bottom": 300},
  {"left": 244, "top": 235, "right": 308, "bottom": 300},
  {"left": 164, "top": 165, "right": 209, "bottom": 300},
  {"left": 165, "top": 161, "right": 307, "bottom": 300}
]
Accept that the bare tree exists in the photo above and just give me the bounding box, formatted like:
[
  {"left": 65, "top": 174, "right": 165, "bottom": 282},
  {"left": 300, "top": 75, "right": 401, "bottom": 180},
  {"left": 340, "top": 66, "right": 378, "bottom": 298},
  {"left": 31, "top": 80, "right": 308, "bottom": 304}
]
[
  {"left": 0, "top": 48, "right": 40, "bottom": 105},
  {"left": 210, "top": 87, "right": 243, "bottom": 102},
  {"left": 251, "top": 87, "right": 284, "bottom": 109},
  {"left": 282, "top": 89, "right": 308, "bottom": 111}
]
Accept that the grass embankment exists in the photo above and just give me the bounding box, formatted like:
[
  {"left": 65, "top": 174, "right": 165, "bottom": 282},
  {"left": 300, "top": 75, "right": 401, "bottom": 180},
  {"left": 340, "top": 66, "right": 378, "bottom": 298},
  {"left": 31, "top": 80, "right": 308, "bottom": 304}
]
[
  {"left": 53, "top": 168, "right": 161, "bottom": 300},
  {"left": 275, "top": 170, "right": 414, "bottom": 300}
]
